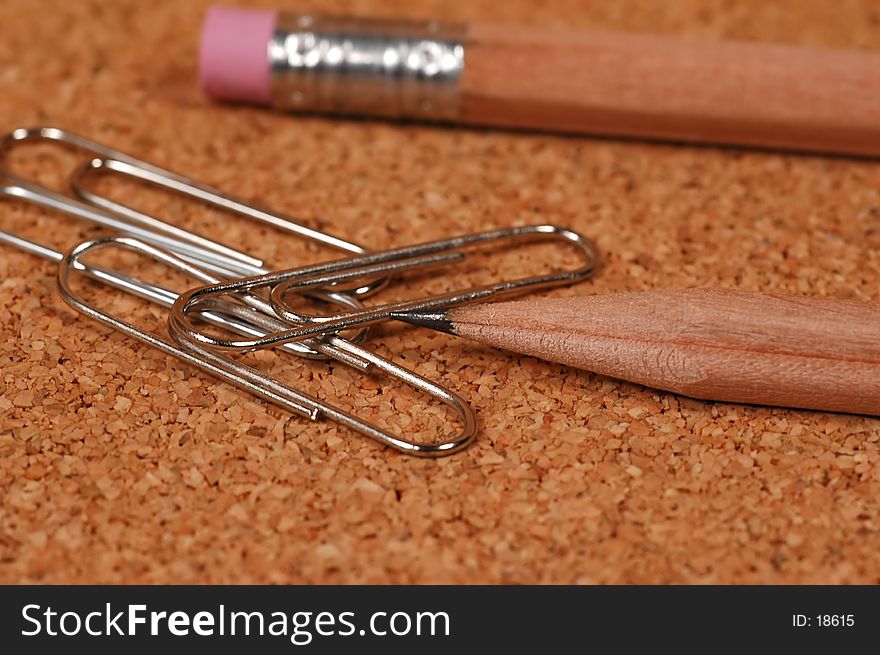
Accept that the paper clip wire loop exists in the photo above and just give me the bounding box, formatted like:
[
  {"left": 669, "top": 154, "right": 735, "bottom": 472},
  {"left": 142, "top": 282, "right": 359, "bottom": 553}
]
[
  {"left": 57, "top": 236, "right": 478, "bottom": 456},
  {"left": 0, "top": 126, "right": 388, "bottom": 296},
  {"left": 169, "top": 224, "right": 599, "bottom": 351}
]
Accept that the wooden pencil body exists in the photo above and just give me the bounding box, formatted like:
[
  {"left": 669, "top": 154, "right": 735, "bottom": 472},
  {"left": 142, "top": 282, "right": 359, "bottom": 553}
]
[
  {"left": 461, "top": 24, "right": 880, "bottom": 156},
  {"left": 448, "top": 289, "right": 880, "bottom": 415}
]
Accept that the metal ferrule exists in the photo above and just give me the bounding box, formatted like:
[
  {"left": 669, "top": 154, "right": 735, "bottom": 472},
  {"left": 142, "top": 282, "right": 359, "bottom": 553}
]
[{"left": 268, "top": 14, "right": 466, "bottom": 120}]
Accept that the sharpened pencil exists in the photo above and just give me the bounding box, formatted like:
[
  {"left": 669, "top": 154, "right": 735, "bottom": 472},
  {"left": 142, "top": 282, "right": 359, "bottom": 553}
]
[{"left": 396, "top": 288, "right": 880, "bottom": 416}]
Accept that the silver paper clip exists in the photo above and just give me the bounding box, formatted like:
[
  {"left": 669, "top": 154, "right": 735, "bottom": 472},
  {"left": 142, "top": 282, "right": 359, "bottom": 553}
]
[
  {"left": 1, "top": 127, "right": 386, "bottom": 292},
  {"left": 53, "top": 236, "right": 477, "bottom": 456},
  {"left": 168, "top": 225, "right": 599, "bottom": 351}
]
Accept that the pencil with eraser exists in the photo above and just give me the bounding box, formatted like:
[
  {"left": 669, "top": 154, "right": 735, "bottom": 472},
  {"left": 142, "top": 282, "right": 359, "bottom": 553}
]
[{"left": 200, "top": 5, "right": 880, "bottom": 156}]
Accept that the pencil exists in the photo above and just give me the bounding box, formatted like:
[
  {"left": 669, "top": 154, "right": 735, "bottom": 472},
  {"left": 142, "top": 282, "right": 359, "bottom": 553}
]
[
  {"left": 201, "top": 6, "right": 880, "bottom": 156},
  {"left": 396, "top": 288, "right": 880, "bottom": 416}
]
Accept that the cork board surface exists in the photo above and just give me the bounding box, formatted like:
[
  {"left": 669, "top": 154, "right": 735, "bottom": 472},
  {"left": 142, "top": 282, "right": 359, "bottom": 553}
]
[{"left": 2, "top": 0, "right": 880, "bottom": 584}]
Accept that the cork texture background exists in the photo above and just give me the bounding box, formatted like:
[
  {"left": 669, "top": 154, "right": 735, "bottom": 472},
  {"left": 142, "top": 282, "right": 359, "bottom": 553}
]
[{"left": 1, "top": 0, "right": 880, "bottom": 583}]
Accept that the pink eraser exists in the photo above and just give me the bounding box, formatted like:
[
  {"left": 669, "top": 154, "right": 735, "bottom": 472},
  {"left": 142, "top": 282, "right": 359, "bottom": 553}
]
[{"left": 199, "top": 6, "right": 276, "bottom": 104}]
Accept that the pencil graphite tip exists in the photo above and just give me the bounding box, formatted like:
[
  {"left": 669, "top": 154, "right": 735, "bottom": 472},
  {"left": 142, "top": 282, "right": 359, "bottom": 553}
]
[{"left": 391, "top": 310, "right": 457, "bottom": 335}]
